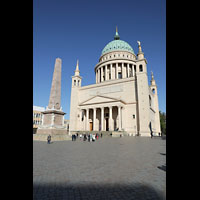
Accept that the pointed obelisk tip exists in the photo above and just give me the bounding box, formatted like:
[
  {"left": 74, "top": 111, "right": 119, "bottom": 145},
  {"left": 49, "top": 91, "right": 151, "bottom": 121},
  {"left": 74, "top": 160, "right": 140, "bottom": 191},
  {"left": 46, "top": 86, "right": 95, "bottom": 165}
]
[{"left": 116, "top": 26, "right": 118, "bottom": 33}]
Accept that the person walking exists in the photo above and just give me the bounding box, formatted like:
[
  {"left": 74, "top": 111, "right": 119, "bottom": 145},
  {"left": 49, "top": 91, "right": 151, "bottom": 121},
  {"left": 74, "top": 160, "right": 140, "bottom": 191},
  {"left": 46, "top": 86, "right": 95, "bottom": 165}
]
[
  {"left": 47, "top": 135, "right": 51, "bottom": 144},
  {"left": 151, "top": 131, "right": 153, "bottom": 138}
]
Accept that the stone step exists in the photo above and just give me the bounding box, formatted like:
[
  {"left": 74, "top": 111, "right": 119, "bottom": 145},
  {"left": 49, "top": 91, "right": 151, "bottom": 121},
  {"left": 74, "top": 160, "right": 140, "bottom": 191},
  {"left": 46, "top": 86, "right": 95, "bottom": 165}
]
[{"left": 33, "top": 134, "right": 71, "bottom": 141}]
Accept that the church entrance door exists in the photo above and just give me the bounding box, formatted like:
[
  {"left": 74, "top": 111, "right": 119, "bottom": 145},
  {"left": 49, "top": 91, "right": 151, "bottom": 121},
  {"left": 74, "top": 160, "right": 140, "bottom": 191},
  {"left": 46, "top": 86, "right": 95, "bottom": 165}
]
[{"left": 90, "top": 122, "right": 93, "bottom": 131}]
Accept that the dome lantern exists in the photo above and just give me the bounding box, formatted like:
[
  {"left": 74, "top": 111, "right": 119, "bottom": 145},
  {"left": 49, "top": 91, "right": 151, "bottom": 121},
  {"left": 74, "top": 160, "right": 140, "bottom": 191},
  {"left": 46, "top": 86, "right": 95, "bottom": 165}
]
[{"left": 114, "top": 26, "right": 120, "bottom": 40}]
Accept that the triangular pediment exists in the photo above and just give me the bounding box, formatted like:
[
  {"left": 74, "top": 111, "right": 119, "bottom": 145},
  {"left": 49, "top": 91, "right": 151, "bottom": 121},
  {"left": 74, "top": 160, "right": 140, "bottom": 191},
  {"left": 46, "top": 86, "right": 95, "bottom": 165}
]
[{"left": 79, "top": 95, "right": 123, "bottom": 106}]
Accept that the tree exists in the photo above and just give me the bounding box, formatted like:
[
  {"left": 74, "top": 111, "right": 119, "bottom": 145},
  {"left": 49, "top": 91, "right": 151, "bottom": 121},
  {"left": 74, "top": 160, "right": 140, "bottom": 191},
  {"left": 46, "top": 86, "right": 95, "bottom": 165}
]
[{"left": 159, "top": 111, "right": 166, "bottom": 135}]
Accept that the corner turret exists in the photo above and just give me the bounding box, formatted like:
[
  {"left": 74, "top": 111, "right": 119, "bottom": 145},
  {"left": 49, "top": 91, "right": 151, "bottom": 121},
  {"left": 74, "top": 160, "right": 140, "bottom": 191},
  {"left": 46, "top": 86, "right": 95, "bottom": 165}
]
[{"left": 137, "top": 41, "right": 144, "bottom": 60}]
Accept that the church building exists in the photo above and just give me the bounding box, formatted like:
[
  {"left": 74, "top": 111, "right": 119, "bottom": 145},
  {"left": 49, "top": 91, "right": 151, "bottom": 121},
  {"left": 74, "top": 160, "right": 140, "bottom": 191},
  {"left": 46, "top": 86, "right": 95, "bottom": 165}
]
[{"left": 69, "top": 28, "right": 161, "bottom": 137}]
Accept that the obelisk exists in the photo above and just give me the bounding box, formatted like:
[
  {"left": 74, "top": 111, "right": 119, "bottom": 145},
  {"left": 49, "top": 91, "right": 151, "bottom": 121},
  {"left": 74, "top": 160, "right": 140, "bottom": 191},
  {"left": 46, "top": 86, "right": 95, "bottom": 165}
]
[
  {"left": 48, "top": 58, "right": 62, "bottom": 110},
  {"left": 36, "top": 58, "right": 68, "bottom": 140}
]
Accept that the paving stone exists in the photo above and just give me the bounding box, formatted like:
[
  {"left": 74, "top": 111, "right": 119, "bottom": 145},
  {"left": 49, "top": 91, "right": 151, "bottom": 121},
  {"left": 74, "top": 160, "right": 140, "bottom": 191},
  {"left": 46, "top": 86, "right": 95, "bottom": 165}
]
[{"left": 33, "top": 137, "right": 166, "bottom": 200}]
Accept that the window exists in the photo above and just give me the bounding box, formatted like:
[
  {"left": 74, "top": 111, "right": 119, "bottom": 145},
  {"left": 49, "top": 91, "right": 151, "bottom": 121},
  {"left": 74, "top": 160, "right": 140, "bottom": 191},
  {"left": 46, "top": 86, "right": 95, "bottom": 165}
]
[
  {"left": 152, "top": 89, "right": 155, "bottom": 94},
  {"left": 149, "top": 95, "right": 152, "bottom": 107},
  {"left": 134, "top": 65, "right": 136, "bottom": 72},
  {"left": 78, "top": 80, "right": 80, "bottom": 86},
  {"left": 74, "top": 80, "right": 76, "bottom": 86},
  {"left": 139, "top": 65, "right": 143, "bottom": 72}
]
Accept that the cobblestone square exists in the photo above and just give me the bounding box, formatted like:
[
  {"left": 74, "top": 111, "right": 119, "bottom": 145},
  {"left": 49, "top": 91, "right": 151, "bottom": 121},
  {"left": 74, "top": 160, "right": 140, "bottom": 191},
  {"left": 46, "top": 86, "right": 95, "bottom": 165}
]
[{"left": 33, "top": 136, "right": 166, "bottom": 200}]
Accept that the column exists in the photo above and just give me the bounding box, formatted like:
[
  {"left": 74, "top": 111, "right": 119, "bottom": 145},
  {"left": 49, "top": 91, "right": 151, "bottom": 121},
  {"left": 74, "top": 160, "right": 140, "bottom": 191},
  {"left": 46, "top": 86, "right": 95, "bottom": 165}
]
[
  {"left": 101, "top": 107, "right": 104, "bottom": 131},
  {"left": 96, "top": 71, "right": 97, "bottom": 83},
  {"left": 83, "top": 110, "right": 86, "bottom": 130},
  {"left": 110, "top": 63, "right": 113, "bottom": 80},
  {"left": 98, "top": 69, "right": 100, "bottom": 83},
  {"left": 127, "top": 63, "right": 130, "bottom": 78},
  {"left": 80, "top": 110, "right": 82, "bottom": 122},
  {"left": 132, "top": 65, "right": 135, "bottom": 76},
  {"left": 116, "top": 63, "right": 118, "bottom": 79},
  {"left": 118, "top": 106, "right": 122, "bottom": 130},
  {"left": 93, "top": 108, "right": 96, "bottom": 131},
  {"left": 101, "top": 67, "right": 104, "bottom": 82},
  {"left": 42, "top": 114, "right": 44, "bottom": 125},
  {"left": 105, "top": 65, "right": 108, "bottom": 81},
  {"left": 122, "top": 63, "right": 125, "bottom": 78},
  {"left": 86, "top": 108, "right": 89, "bottom": 131},
  {"left": 109, "top": 106, "right": 113, "bottom": 131}
]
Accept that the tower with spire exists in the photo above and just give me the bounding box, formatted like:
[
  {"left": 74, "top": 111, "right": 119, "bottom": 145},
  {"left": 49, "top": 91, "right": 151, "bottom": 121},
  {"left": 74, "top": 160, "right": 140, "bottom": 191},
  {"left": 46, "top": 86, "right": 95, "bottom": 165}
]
[
  {"left": 150, "top": 71, "right": 161, "bottom": 134},
  {"left": 69, "top": 60, "right": 82, "bottom": 134}
]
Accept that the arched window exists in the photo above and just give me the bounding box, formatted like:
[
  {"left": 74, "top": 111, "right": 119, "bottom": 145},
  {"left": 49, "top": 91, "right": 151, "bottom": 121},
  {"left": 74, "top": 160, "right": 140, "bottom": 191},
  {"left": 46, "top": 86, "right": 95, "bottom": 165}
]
[
  {"left": 74, "top": 80, "right": 76, "bottom": 86},
  {"left": 139, "top": 65, "right": 143, "bottom": 72},
  {"left": 152, "top": 88, "right": 155, "bottom": 94}
]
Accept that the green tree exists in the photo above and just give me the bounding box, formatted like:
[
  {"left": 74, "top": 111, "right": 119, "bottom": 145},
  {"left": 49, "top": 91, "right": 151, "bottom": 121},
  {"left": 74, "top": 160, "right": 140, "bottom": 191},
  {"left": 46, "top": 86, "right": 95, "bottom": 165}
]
[{"left": 159, "top": 111, "right": 166, "bottom": 135}]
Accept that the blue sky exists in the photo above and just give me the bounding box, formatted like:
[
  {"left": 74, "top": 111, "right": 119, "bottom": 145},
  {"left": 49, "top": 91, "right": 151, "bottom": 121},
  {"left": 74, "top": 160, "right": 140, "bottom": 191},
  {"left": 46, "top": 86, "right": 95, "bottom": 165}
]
[{"left": 33, "top": 0, "right": 166, "bottom": 119}]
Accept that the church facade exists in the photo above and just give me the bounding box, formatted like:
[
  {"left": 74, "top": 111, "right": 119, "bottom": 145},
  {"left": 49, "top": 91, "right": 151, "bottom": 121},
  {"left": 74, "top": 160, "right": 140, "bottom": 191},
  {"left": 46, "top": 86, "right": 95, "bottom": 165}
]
[{"left": 69, "top": 29, "right": 161, "bottom": 137}]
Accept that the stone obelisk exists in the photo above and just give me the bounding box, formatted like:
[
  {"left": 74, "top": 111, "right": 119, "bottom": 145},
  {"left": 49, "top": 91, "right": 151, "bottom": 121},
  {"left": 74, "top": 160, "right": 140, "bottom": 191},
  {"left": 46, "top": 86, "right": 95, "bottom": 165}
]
[{"left": 36, "top": 58, "right": 68, "bottom": 140}]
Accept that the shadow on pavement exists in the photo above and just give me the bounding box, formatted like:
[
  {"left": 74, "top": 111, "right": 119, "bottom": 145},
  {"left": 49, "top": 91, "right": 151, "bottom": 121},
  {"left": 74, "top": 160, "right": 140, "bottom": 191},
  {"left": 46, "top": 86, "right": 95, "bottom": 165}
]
[
  {"left": 157, "top": 165, "right": 166, "bottom": 172},
  {"left": 159, "top": 153, "right": 166, "bottom": 156},
  {"left": 33, "top": 183, "right": 165, "bottom": 200}
]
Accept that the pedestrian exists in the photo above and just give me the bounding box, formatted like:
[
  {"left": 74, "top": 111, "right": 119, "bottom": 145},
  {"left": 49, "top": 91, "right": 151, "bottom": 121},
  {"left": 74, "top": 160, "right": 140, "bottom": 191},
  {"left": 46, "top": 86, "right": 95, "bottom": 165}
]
[
  {"left": 84, "top": 134, "right": 87, "bottom": 141},
  {"left": 47, "top": 135, "right": 51, "bottom": 144},
  {"left": 158, "top": 132, "right": 161, "bottom": 137},
  {"left": 92, "top": 134, "right": 95, "bottom": 142},
  {"left": 151, "top": 131, "right": 153, "bottom": 138},
  {"left": 101, "top": 133, "right": 103, "bottom": 138},
  {"left": 88, "top": 134, "right": 90, "bottom": 142}
]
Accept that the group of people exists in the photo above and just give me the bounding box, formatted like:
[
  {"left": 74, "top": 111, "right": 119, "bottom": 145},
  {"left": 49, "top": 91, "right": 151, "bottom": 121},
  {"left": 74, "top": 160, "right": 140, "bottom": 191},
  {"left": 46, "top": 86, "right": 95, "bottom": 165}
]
[{"left": 72, "top": 133, "right": 103, "bottom": 142}]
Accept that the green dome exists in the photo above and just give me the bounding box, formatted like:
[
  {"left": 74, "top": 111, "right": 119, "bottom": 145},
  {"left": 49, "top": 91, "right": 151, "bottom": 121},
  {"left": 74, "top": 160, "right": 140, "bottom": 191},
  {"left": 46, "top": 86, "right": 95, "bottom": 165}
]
[
  {"left": 101, "top": 39, "right": 134, "bottom": 55},
  {"left": 101, "top": 28, "right": 134, "bottom": 55}
]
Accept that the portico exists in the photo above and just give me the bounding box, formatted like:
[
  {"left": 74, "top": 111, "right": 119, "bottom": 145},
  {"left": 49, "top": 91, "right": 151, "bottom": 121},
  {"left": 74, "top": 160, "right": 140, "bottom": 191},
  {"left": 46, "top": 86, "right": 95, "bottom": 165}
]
[{"left": 79, "top": 104, "right": 123, "bottom": 132}]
